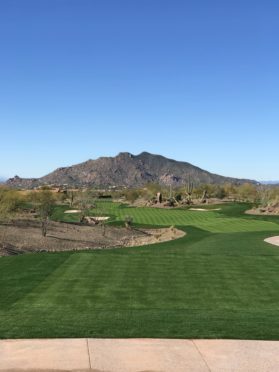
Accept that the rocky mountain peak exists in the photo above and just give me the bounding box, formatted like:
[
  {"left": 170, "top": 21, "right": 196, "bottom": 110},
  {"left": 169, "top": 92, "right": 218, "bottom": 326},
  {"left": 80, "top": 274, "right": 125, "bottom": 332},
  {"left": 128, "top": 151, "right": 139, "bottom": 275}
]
[{"left": 6, "top": 151, "right": 256, "bottom": 188}]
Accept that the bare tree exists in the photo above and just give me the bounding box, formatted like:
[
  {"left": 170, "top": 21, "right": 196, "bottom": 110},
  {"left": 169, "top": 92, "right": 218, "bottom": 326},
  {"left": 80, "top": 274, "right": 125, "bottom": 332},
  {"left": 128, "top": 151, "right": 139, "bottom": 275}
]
[
  {"left": 33, "top": 190, "right": 55, "bottom": 237},
  {"left": 75, "top": 191, "right": 96, "bottom": 223},
  {"left": 67, "top": 190, "right": 77, "bottom": 207}
]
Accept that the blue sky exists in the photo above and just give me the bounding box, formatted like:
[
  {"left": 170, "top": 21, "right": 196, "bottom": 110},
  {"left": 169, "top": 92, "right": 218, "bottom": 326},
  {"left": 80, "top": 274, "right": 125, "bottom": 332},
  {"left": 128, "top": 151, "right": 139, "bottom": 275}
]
[{"left": 0, "top": 0, "right": 278, "bottom": 181}]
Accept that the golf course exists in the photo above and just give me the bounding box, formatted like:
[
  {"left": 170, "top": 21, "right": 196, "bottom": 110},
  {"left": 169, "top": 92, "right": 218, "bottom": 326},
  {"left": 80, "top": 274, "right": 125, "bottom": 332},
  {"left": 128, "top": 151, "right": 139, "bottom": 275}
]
[{"left": 1, "top": 202, "right": 279, "bottom": 340}]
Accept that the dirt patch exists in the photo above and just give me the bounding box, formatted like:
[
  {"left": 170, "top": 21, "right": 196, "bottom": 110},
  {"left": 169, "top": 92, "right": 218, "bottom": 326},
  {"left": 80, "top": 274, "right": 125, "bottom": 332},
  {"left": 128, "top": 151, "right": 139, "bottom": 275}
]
[
  {"left": 123, "top": 227, "right": 185, "bottom": 247},
  {"left": 246, "top": 207, "right": 279, "bottom": 216},
  {"left": 0, "top": 220, "right": 185, "bottom": 256},
  {"left": 2, "top": 370, "right": 100, "bottom": 372},
  {"left": 264, "top": 236, "right": 279, "bottom": 246},
  {"left": 1, "top": 370, "right": 94, "bottom": 372}
]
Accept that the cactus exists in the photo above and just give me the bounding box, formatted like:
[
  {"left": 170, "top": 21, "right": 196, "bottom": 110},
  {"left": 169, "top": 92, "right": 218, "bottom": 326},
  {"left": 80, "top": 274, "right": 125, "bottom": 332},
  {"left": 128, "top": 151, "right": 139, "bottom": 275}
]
[
  {"left": 185, "top": 176, "right": 194, "bottom": 204},
  {"left": 201, "top": 189, "right": 208, "bottom": 204}
]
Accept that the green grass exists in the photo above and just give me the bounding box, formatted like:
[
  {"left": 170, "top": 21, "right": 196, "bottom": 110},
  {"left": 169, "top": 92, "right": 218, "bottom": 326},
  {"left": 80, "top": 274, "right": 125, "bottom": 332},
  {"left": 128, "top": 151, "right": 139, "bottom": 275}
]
[
  {"left": 53, "top": 201, "right": 279, "bottom": 233},
  {"left": 1, "top": 202, "right": 279, "bottom": 339}
]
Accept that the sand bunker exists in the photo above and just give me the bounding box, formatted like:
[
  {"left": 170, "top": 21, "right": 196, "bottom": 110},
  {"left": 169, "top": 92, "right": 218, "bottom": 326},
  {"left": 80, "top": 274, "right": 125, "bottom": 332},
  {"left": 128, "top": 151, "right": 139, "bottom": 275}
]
[
  {"left": 64, "top": 210, "right": 81, "bottom": 214},
  {"left": 264, "top": 236, "right": 279, "bottom": 246},
  {"left": 189, "top": 208, "right": 208, "bottom": 211},
  {"left": 86, "top": 216, "right": 110, "bottom": 222},
  {"left": 64, "top": 210, "right": 110, "bottom": 221},
  {"left": 189, "top": 208, "right": 221, "bottom": 211}
]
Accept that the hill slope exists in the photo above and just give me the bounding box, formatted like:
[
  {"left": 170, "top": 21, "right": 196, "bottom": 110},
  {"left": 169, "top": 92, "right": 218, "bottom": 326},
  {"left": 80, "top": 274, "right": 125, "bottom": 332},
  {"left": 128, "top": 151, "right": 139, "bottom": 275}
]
[{"left": 6, "top": 152, "right": 255, "bottom": 188}]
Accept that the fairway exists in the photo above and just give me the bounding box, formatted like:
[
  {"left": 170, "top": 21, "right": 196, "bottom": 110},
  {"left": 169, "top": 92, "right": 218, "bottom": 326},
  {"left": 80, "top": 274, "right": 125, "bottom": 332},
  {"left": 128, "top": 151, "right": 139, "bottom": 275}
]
[{"left": 1, "top": 203, "right": 279, "bottom": 339}]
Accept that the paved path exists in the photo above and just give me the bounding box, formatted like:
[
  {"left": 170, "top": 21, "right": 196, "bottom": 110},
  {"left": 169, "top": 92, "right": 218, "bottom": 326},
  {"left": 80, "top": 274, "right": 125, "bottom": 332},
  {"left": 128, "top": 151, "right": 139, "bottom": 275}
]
[{"left": 1, "top": 338, "right": 279, "bottom": 371}]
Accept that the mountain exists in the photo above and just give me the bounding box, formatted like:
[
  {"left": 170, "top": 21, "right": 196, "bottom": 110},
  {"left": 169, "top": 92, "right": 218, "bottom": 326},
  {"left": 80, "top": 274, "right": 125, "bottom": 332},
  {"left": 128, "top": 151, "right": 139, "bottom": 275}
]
[
  {"left": 6, "top": 152, "right": 256, "bottom": 188},
  {"left": 260, "top": 181, "right": 279, "bottom": 185}
]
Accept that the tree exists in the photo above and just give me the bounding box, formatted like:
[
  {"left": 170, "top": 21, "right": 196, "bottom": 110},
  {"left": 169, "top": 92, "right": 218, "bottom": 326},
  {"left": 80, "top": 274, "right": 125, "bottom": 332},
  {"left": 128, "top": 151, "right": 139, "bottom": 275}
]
[
  {"left": 0, "top": 187, "right": 22, "bottom": 248},
  {"left": 0, "top": 187, "right": 21, "bottom": 222},
  {"left": 258, "top": 185, "right": 271, "bottom": 207},
  {"left": 258, "top": 185, "right": 279, "bottom": 208},
  {"left": 143, "top": 183, "right": 164, "bottom": 201},
  {"left": 124, "top": 189, "right": 140, "bottom": 203},
  {"left": 32, "top": 190, "right": 55, "bottom": 237},
  {"left": 223, "top": 183, "right": 237, "bottom": 200},
  {"left": 213, "top": 185, "right": 226, "bottom": 199},
  {"left": 75, "top": 191, "right": 96, "bottom": 223},
  {"left": 237, "top": 183, "right": 258, "bottom": 202},
  {"left": 269, "top": 187, "right": 279, "bottom": 205},
  {"left": 66, "top": 190, "right": 78, "bottom": 207}
]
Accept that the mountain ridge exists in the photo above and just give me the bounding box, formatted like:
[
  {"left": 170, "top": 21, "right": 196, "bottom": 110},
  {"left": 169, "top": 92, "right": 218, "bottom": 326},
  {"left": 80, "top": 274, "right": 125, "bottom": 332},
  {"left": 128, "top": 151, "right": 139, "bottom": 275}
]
[
  {"left": 6, "top": 151, "right": 256, "bottom": 188},
  {"left": 260, "top": 181, "right": 279, "bottom": 185}
]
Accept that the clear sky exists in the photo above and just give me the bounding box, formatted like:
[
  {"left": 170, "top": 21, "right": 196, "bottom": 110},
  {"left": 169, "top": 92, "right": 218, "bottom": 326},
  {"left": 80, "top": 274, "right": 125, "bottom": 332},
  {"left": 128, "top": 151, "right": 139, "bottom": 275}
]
[{"left": 0, "top": 0, "right": 278, "bottom": 181}]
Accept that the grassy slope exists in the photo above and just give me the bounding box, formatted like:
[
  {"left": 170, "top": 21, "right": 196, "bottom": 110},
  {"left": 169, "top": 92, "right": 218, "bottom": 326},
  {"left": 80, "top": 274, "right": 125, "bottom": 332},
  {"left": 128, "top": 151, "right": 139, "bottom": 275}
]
[{"left": 1, "top": 203, "right": 279, "bottom": 339}]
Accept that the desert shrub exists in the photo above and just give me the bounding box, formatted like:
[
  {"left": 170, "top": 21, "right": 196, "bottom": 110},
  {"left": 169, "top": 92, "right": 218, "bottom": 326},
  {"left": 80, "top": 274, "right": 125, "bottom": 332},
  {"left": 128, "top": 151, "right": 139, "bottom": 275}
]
[
  {"left": 124, "top": 189, "right": 141, "bottom": 203},
  {"left": 0, "top": 187, "right": 22, "bottom": 221},
  {"left": 124, "top": 215, "right": 133, "bottom": 229},
  {"left": 237, "top": 183, "right": 258, "bottom": 202},
  {"left": 175, "top": 193, "right": 182, "bottom": 202}
]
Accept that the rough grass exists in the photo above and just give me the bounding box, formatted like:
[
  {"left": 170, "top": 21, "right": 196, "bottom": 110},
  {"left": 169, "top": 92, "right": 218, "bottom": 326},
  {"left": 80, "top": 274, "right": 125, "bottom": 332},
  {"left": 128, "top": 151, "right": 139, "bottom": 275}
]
[{"left": 1, "top": 203, "right": 279, "bottom": 339}]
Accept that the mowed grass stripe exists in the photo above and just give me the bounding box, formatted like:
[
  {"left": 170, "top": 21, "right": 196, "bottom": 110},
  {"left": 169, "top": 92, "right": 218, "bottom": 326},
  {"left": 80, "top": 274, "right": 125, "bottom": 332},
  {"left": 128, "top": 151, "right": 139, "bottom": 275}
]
[
  {"left": 109, "top": 205, "right": 279, "bottom": 232},
  {"left": 2, "top": 247, "right": 279, "bottom": 339},
  {"left": 12, "top": 251, "right": 279, "bottom": 312}
]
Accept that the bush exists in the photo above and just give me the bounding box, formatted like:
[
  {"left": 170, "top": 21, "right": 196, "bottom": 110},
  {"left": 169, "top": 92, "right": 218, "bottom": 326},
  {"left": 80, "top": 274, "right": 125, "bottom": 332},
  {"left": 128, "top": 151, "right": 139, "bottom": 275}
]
[{"left": 124, "top": 215, "right": 133, "bottom": 229}]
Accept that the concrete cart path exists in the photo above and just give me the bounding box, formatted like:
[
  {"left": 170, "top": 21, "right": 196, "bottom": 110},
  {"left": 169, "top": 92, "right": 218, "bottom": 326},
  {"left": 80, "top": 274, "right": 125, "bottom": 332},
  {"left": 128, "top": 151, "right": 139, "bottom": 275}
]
[{"left": 1, "top": 338, "right": 279, "bottom": 372}]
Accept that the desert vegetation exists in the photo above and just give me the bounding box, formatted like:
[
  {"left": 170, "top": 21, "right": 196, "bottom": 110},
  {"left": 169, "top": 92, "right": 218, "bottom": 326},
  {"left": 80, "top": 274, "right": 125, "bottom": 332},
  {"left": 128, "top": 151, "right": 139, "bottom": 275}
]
[
  {"left": 1, "top": 182, "right": 279, "bottom": 255},
  {"left": 0, "top": 188, "right": 182, "bottom": 255},
  {"left": 117, "top": 181, "right": 277, "bottom": 207}
]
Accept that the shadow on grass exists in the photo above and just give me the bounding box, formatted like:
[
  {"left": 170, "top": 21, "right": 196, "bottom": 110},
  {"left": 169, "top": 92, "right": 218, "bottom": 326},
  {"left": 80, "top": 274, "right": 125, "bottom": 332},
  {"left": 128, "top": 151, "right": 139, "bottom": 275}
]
[{"left": 0, "top": 253, "right": 70, "bottom": 309}]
